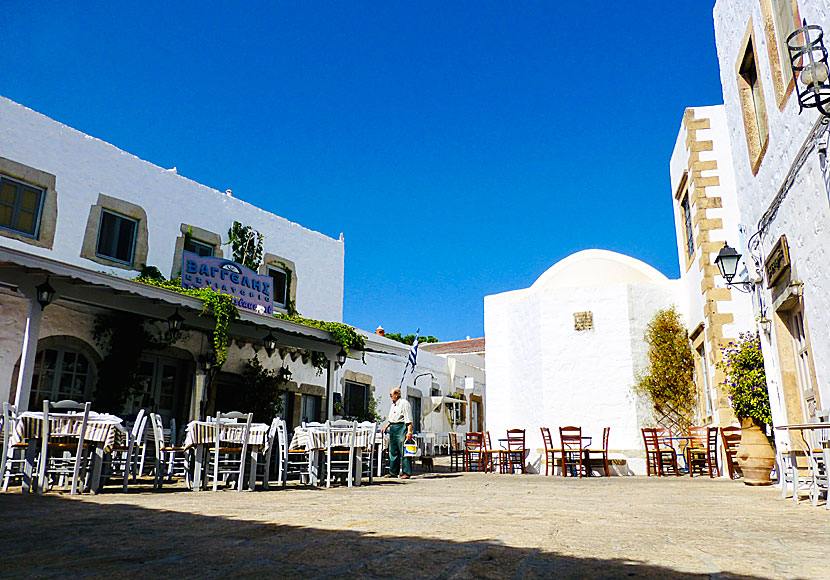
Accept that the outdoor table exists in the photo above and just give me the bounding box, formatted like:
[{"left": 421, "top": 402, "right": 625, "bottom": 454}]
[
  {"left": 414, "top": 432, "right": 435, "bottom": 456},
  {"left": 12, "top": 411, "right": 127, "bottom": 493},
  {"left": 184, "top": 420, "right": 270, "bottom": 491},
  {"left": 662, "top": 436, "right": 694, "bottom": 471},
  {"left": 774, "top": 423, "right": 830, "bottom": 477},
  {"left": 289, "top": 425, "right": 373, "bottom": 486}
]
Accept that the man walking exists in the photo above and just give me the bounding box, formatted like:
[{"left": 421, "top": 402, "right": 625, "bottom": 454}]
[{"left": 381, "top": 387, "right": 413, "bottom": 479}]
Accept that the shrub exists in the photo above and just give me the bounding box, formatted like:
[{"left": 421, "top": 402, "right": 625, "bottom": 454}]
[{"left": 717, "top": 331, "right": 771, "bottom": 426}]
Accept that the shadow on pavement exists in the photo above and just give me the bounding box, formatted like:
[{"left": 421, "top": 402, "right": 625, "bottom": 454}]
[{"left": 0, "top": 493, "right": 771, "bottom": 580}]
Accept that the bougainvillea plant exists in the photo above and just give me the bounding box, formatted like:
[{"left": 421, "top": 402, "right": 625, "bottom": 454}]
[{"left": 717, "top": 331, "right": 772, "bottom": 426}]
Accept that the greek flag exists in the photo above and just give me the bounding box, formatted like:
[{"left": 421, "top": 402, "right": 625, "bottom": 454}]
[{"left": 398, "top": 330, "right": 420, "bottom": 388}]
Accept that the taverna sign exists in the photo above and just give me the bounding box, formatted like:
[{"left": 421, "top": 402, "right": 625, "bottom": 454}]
[{"left": 181, "top": 250, "right": 273, "bottom": 315}]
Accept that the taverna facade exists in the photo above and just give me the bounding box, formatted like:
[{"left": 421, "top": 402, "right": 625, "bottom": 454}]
[{"left": 0, "top": 95, "right": 484, "bottom": 439}]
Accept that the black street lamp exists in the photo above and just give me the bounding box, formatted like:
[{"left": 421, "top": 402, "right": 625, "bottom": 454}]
[
  {"left": 714, "top": 244, "right": 752, "bottom": 292},
  {"left": 788, "top": 20, "right": 830, "bottom": 116},
  {"left": 35, "top": 278, "right": 56, "bottom": 310}
]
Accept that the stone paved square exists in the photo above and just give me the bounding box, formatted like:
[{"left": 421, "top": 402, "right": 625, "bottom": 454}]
[{"left": 1, "top": 467, "right": 828, "bottom": 579}]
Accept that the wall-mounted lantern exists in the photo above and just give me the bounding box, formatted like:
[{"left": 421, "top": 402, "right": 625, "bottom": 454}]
[
  {"left": 788, "top": 20, "right": 830, "bottom": 116},
  {"left": 35, "top": 278, "right": 56, "bottom": 310},
  {"left": 264, "top": 331, "right": 278, "bottom": 356},
  {"left": 167, "top": 308, "right": 184, "bottom": 333},
  {"left": 714, "top": 244, "right": 753, "bottom": 293}
]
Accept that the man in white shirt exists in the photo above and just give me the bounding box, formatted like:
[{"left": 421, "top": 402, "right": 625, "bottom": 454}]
[{"left": 381, "top": 387, "right": 413, "bottom": 479}]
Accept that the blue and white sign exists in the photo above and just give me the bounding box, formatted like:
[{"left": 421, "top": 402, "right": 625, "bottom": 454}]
[{"left": 181, "top": 251, "right": 273, "bottom": 315}]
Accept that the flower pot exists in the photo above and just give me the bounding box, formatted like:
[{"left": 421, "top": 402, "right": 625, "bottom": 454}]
[{"left": 736, "top": 418, "right": 775, "bottom": 486}]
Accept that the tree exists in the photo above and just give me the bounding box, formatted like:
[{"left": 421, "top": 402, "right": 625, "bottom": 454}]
[
  {"left": 634, "top": 306, "right": 696, "bottom": 431},
  {"left": 385, "top": 332, "right": 439, "bottom": 345},
  {"left": 227, "top": 221, "right": 264, "bottom": 270}
]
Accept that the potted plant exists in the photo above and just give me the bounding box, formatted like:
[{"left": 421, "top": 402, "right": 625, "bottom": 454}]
[{"left": 718, "top": 331, "right": 775, "bottom": 485}]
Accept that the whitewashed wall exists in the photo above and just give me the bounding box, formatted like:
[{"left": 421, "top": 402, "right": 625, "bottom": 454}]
[
  {"left": 484, "top": 250, "right": 682, "bottom": 474},
  {"left": 0, "top": 96, "right": 344, "bottom": 322},
  {"left": 714, "top": 0, "right": 830, "bottom": 425}
]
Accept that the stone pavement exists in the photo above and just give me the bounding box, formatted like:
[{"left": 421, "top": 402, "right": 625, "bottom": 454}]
[{"left": 1, "top": 466, "right": 828, "bottom": 579}]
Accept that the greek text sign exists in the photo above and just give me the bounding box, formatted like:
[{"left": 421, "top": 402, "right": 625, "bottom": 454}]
[{"left": 181, "top": 251, "right": 273, "bottom": 315}]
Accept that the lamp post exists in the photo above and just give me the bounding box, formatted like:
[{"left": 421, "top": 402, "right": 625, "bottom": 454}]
[{"left": 714, "top": 244, "right": 753, "bottom": 293}]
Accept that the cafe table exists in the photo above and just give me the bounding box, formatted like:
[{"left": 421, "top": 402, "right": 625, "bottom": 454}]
[
  {"left": 289, "top": 425, "right": 373, "bottom": 486},
  {"left": 184, "top": 420, "right": 271, "bottom": 491},
  {"left": 12, "top": 411, "right": 127, "bottom": 493},
  {"left": 661, "top": 436, "right": 694, "bottom": 472}
]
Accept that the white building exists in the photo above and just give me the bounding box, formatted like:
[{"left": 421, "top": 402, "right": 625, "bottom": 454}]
[
  {"left": 669, "top": 105, "right": 757, "bottom": 429},
  {"left": 0, "top": 95, "right": 483, "bottom": 439},
  {"left": 713, "top": 0, "right": 829, "bottom": 435},
  {"left": 484, "top": 250, "right": 680, "bottom": 474}
]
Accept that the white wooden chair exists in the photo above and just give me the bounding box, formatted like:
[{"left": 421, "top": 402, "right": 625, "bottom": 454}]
[
  {"left": 778, "top": 440, "right": 812, "bottom": 503},
  {"left": 104, "top": 409, "right": 146, "bottom": 491},
  {"left": 325, "top": 420, "right": 358, "bottom": 488},
  {"left": 807, "top": 411, "right": 829, "bottom": 509},
  {"left": 286, "top": 426, "right": 316, "bottom": 485},
  {"left": 254, "top": 417, "right": 282, "bottom": 490},
  {"left": 164, "top": 417, "right": 190, "bottom": 482},
  {"left": 206, "top": 411, "right": 252, "bottom": 491},
  {"left": 38, "top": 400, "right": 91, "bottom": 495},
  {"left": 1, "top": 402, "right": 30, "bottom": 491},
  {"left": 149, "top": 413, "right": 191, "bottom": 489},
  {"left": 359, "top": 421, "right": 377, "bottom": 485}
]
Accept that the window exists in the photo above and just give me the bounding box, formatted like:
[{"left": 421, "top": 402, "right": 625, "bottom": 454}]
[
  {"left": 300, "top": 394, "right": 322, "bottom": 424},
  {"left": 762, "top": 0, "right": 799, "bottom": 106},
  {"left": 737, "top": 23, "right": 769, "bottom": 174},
  {"left": 344, "top": 381, "right": 370, "bottom": 419},
  {"left": 268, "top": 267, "right": 288, "bottom": 308},
  {"left": 682, "top": 195, "right": 694, "bottom": 259},
  {"left": 29, "top": 348, "right": 94, "bottom": 411},
  {"left": 0, "top": 175, "right": 45, "bottom": 238},
  {"left": 96, "top": 210, "right": 138, "bottom": 264},
  {"left": 185, "top": 238, "right": 215, "bottom": 257}
]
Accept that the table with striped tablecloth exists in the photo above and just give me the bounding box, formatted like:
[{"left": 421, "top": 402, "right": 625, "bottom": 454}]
[
  {"left": 289, "top": 426, "right": 372, "bottom": 451},
  {"left": 185, "top": 420, "right": 270, "bottom": 491},
  {"left": 184, "top": 421, "right": 270, "bottom": 450},
  {"left": 13, "top": 411, "right": 127, "bottom": 453}
]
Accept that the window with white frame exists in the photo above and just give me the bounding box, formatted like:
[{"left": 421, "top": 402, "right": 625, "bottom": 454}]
[
  {"left": 0, "top": 175, "right": 45, "bottom": 238},
  {"left": 96, "top": 210, "right": 138, "bottom": 264},
  {"left": 29, "top": 348, "right": 94, "bottom": 411}
]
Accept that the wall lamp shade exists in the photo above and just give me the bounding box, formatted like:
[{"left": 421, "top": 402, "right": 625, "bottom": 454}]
[
  {"left": 788, "top": 20, "right": 830, "bottom": 116},
  {"left": 264, "top": 332, "right": 278, "bottom": 355},
  {"left": 715, "top": 244, "right": 742, "bottom": 283},
  {"left": 167, "top": 309, "right": 184, "bottom": 333},
  {"left": 35, "top": 278, "right": 56, "bottom": 309},
  {"left": 336, "top": 349, "right": 348, "bottom": 366}
]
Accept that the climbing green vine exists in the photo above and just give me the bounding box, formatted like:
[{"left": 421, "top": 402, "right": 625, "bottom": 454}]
[
  {"left": 135, "top": 277, "right": 240, "bottom": 366},
  {"left": 275, "top": 313, "right": 365, "bottom": 355}
]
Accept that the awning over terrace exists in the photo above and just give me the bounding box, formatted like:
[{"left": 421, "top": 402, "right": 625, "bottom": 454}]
[{"left": 0, "top": 246, "right": 367, "bottom": 413}]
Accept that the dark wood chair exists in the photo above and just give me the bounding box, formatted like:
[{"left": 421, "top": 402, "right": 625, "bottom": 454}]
[
  {"left": 559, "top": 426, "right": 585, "bottom": 477},
  {"left": 464, "top": 432, "right": 485, "bottom": 472},
  {"left": 706, "top": 426, "right": 720, "bottom": 478},
  {"left": 540, "top": 427, "right": 560, "bottom": 476},
  {"left": 586, "top": 427, "right": 610, "bottom": 476},
  {"left": 448, "top": 432, "right": 464, "bottom": 472},
  {"left": 505, "top": 429, "right": 526, "bottom": 474},
  {"left": 687, "top": 426, "right": 708, "bottom": 477},
  {"left": 720, "top": 426, "right": 742, "bottom": 479},
  {"left": 642, "top": 428, "right": 680, "bottom": 476}
]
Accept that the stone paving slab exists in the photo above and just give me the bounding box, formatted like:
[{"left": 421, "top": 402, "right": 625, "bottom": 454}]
[{"left": 1, "top": 469, "right": 828, "bottom": 579}]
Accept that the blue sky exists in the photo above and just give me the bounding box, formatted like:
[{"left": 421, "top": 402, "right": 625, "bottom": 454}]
[{"left": 3, "top": 2, "right": 724, "bottom": 340}]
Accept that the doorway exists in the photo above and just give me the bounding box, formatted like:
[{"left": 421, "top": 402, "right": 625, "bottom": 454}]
[{"left": 127, "top": 355, "right": 187, "bottom": 424}]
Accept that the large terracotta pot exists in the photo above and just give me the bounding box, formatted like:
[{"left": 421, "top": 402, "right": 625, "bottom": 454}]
[{"left": 736, "top": 417, "right": 775, "bottom": 486}]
